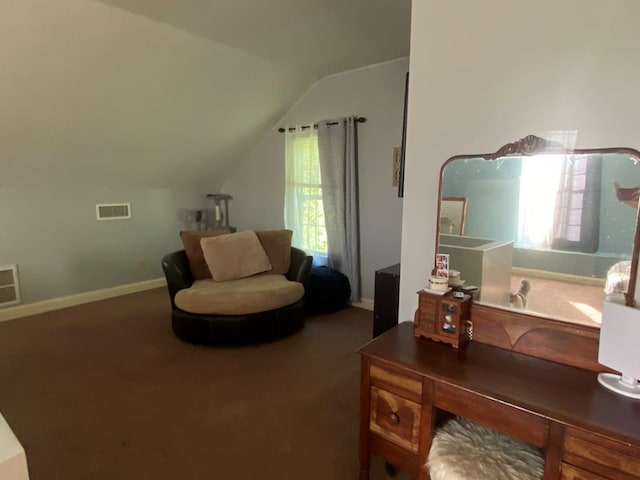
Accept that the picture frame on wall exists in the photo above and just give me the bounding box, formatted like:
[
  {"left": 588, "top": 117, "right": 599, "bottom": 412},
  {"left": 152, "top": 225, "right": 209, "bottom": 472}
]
[
  {"left": 398, "top": 72, "right": 409, "bottom": 198},
  {"left": 392, "top": 146, "right": 401, "bottom": 186}
]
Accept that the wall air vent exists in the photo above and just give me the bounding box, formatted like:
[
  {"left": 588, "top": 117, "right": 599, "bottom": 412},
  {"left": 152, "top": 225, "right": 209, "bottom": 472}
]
[
  {"left": 96, "top": 203, "right": 131, "bottom": 220},
  {"left": 0, "top": 265, "right": 20, "bottom": 307}
]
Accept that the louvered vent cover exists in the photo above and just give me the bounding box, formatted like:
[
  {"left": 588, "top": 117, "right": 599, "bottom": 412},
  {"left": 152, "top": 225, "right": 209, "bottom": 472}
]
[
  {"left": 96, "top": 203, "right": 131, "bottom": 220},
  {"left": 0, "top": 265, "right": 20, "bottom": 307}
]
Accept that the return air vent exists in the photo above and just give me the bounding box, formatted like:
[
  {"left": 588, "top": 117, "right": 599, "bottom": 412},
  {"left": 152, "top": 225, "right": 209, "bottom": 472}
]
[
  {"left": 0, "top": 265, "right": 20, "bottom": 307},
  {"left": 96, "top": 203, "right": 131, "bottom": 220}
]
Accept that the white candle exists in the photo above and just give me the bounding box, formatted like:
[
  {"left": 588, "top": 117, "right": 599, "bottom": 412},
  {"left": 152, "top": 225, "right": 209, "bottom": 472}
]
[{"left": 215, "top": 205, "right": 221, "bottom": 222}]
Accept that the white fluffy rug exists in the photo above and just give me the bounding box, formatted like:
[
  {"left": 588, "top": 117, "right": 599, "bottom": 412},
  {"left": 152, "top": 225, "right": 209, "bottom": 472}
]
[{"left": 427, "top": 417, "right": 544, "bottom": 480}]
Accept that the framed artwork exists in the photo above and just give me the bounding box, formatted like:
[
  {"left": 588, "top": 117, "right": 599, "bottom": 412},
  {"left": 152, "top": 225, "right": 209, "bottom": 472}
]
[
  {"left": 397, "top": 72, "right": 409, "bottom": 198},
  {"left": 392, "top": 147, "right": 401, "bottom": 186},
  {"left": 440, "top": 197, "right": 468, "bottom": 235}
]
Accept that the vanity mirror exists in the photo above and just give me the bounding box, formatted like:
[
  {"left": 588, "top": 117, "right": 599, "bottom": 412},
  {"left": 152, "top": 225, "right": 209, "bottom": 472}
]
[{"left": 437, "top": 136, "right": 640, "bottom": 365}]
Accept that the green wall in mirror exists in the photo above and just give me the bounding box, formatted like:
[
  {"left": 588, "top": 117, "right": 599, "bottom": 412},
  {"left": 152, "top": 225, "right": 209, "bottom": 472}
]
[{"left": 442, "top": 154, "right": 637, "bottom": 256}]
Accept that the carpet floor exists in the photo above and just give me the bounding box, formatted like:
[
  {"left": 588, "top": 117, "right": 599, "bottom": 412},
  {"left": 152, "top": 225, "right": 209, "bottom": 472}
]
[{"left": 0, "top": 288, "right": 405, "bottom": 480}]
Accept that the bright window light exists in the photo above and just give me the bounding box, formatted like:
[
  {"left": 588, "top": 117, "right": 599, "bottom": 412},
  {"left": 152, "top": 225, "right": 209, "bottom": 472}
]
[{"left": 517, "top": 155, "right": 563, "bottom": 248}]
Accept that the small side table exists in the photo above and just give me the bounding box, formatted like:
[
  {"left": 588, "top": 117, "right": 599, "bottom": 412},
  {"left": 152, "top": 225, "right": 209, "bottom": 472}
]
[{"left": 373, "top": 263, "right": 401, "bottom": 338}]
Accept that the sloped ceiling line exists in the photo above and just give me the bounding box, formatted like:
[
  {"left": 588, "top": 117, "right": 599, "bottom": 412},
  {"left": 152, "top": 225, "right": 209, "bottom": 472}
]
[{"left": 1, "top": 0, "right": 409, "bottom": 190}]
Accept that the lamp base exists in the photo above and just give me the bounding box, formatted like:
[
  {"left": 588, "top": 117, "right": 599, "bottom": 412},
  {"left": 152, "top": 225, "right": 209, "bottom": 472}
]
[{"left": 597, "top": 373, "right": 640, "bottom": 399}]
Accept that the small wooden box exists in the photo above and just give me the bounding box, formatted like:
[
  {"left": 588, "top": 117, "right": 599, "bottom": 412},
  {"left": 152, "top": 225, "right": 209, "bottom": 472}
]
[{"left": 414, "top": 290, "right": 472, "bottom": 348}]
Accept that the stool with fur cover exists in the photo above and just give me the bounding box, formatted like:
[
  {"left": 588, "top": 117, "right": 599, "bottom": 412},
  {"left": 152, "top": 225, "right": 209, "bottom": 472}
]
[{"left": 427, "top": 417, "right": 543, "bottom": 480}]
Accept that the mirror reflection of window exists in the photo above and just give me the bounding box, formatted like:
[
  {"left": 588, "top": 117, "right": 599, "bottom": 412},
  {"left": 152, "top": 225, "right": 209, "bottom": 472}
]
[
  {"left": 517, "top": 155, "right": 563, "bottom": 248},
  {"left": 551, "top": 155, "right": 602, "bottom": 253},
  {"left": 518, "top": 154, "right": 603, "bottom": 252}
]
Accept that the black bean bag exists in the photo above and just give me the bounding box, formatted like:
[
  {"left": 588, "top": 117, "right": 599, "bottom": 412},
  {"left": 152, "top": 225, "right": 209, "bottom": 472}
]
[{"left": 305, "top": 266, "right": 351, "bottom": 314}]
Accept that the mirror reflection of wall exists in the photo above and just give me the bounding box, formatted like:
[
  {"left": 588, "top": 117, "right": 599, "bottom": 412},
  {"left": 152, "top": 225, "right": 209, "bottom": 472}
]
[{"left": 440, "top": 152, "right": 639, "bottom": 327}]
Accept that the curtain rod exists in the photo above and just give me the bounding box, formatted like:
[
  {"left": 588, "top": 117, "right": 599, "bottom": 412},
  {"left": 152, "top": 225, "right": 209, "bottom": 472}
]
[{"left": 278, "top": 116, "right": 366, "bottom": 133}]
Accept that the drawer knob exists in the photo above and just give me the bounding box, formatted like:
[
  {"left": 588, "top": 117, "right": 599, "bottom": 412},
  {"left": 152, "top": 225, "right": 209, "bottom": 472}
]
[{"left": 388, "top": 412, "right": 400, "bottom": 425}]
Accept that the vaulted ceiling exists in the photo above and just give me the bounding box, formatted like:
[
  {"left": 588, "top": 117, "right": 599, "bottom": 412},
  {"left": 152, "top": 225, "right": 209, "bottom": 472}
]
[
  {"left": 1, "top": 0, "right": 410, "bottom": 190},
  {"left": 94, "top": 0, "right": 412, "bottom": 78}
]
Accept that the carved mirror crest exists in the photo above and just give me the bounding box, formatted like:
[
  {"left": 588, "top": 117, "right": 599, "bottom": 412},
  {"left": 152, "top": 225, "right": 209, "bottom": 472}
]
[{"left": 437, "top": 135, "right": 640, "bottom": 328}]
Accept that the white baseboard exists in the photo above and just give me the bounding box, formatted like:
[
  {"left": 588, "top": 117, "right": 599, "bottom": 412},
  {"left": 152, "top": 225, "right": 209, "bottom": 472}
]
[
  {"left": 352, "top": 297, "right": 374, "bottom": 311},
  {"left": 0, "top": 278, "right": 166, "bottom": 323},
  {"left": 0, "top": 281, "right": 372, "bottom": 322}
]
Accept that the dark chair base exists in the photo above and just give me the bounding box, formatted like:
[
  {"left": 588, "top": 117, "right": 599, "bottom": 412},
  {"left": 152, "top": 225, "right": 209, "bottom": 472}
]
[{"left": 171, "top": 299, "right": 306, "bottom": 346}]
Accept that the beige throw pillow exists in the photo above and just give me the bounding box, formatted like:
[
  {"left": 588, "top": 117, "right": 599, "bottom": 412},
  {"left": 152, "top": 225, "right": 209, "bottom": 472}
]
[{"left": 201, "top": 231, "right": 272, "bottom": 281}]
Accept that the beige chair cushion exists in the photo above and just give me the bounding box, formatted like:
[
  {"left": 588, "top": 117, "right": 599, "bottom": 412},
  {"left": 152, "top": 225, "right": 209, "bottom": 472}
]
[
  {"left": 201, "top": 231, "right": 272, "bottom": 281},
  {"left": 179, "top": 229, "right": 230, "bottom": 280},
  {"left": 256, "top": 230, "right": 293, "bottom": 274},
  {"left": 175, "top": 274, "right": 304, "bottom": 315}
]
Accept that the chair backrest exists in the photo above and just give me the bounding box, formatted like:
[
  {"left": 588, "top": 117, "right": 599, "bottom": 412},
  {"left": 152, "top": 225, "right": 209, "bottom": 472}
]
[{"left": 289, "top": 247, "right": 313, "bottom": 290}]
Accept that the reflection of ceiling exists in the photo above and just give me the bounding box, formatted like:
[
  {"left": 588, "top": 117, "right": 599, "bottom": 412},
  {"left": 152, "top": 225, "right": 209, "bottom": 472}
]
[
  {"left": 93, "top": 0, "right": 412, "bottom": 78},
  {"left": 2, "top": 0, "right": 410, "bottom": 190}
]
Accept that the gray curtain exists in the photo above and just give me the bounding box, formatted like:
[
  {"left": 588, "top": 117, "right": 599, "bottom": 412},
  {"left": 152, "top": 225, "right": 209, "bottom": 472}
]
[
  {"left": 551, "top": 155, "right": 602, "bottom": 253},
  {"left": 317, "top": 117, "right": 361, "bottom": 303}
]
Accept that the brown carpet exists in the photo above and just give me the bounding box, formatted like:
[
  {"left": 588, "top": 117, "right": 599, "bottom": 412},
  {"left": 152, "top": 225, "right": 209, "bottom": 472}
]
[{"left": 0, "top": 288, "right": 402, "bottom": 480}]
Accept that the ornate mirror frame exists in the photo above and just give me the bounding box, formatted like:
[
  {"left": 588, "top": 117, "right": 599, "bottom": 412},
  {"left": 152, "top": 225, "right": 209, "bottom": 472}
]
[{"left": 436, "top": 135, "right": 640, "bottom": 371}]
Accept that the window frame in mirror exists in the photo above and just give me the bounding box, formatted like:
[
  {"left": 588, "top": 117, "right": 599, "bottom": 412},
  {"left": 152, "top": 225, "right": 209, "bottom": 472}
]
[{"left": 435, "top": 135, "right": 640, "bottom": 371}]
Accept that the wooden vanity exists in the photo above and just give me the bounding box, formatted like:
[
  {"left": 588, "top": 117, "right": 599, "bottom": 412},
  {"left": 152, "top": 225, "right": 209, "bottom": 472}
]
[
  {"left": 358, "top": 322, "right": 640, "bottom": 480},
  {"left": 359, "top": 135, "right": 640, "bottom": 479}
]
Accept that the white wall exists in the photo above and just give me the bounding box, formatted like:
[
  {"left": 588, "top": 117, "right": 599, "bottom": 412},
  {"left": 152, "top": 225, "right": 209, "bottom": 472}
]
[
  {"left": 400, "top": 0, "right": 640, "bottom": 322},
  {"left": 223, "top": 58, "right": 409, "bottom": 300}
]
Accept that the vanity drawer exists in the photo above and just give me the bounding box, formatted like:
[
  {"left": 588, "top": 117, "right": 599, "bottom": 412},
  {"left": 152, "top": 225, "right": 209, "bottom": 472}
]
[
  {"left": 369, "top": 361, "right": 422, "bottom": 402},
  {"left": 414, "top": 293, "right": 439, "bottom": 333},
  {"left": 418, "top": 294, "right": 438, "bottom": 316},
  {"left": 561, "top": 463, "right": 607, "bottom": 480},
  {"left": 369, "top": 386, "right": 421, "bottom": 452},
  {"left": 434, "top": 382, "right": 548, "bottom": 448},
  {"left": 563, "top": 428, "right": 640, "bottom": 478}
]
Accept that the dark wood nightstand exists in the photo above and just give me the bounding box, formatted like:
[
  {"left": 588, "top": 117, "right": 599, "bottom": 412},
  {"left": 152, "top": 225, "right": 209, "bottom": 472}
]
[{"left": 373, "top": 264, "right": 401, "bottom": 338}]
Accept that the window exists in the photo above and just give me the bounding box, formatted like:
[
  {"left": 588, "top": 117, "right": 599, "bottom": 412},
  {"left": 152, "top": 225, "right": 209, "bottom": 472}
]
[
  {"left": 553, "top": 156, "right": 588, "bottom": 243},
  {"left": 551, "top": 155, "right": 602, "bottom": 253},
  {"left": 284, "top": 130, "right": 328, "bottom": 260},
  {"left": 517, "top": 155, "right": 563, "bottom": 248}
]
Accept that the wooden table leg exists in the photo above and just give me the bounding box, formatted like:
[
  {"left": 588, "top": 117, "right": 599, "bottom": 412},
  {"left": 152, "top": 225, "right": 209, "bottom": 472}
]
[
  {"left": 359, "top": 356, "right": 372, "bottom": 479},
  {"left": 543, "top": 422, "right": 564, "bottom": 480},
  {"left": 418, "top": 379, "right": 436, "bottom": 480}
]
